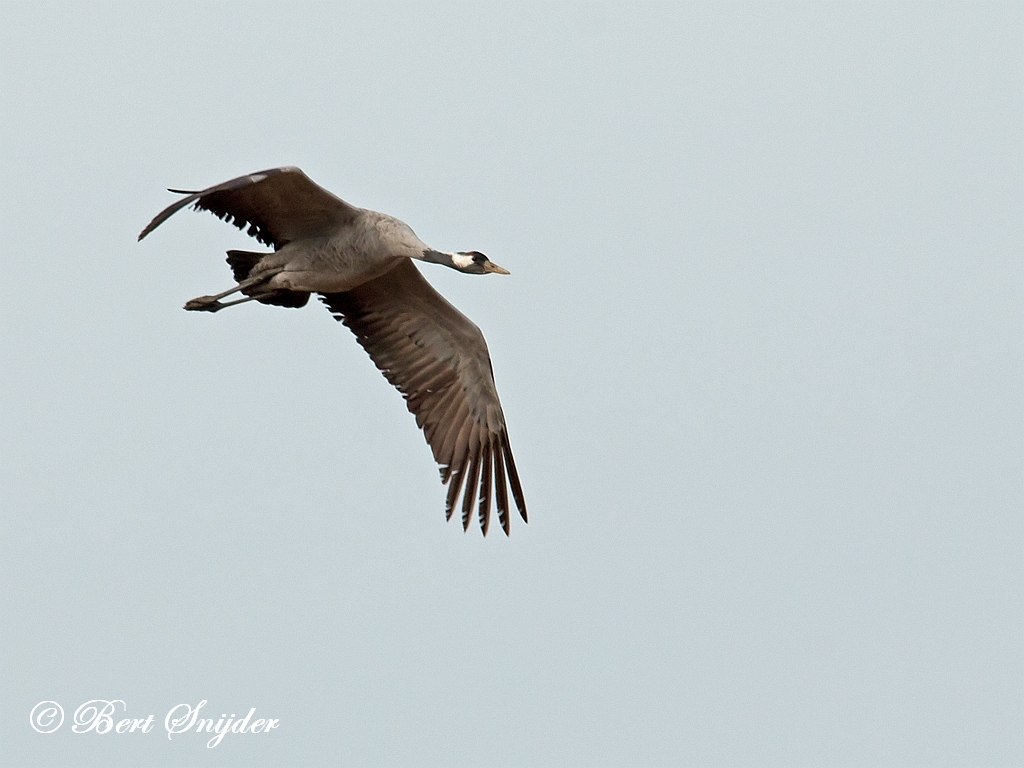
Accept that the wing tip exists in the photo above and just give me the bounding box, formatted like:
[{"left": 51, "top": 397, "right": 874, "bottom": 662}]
[{"left": 137, "top": 220, "right": 159, "bottom": 241}]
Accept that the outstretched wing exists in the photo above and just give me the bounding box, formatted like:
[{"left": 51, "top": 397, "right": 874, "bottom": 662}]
[
  {"left": 138, "top": 166, "right": 360, "bottom": 248},
  {"left": 321, "top": 259, "right": 527, "bottom": 535}
]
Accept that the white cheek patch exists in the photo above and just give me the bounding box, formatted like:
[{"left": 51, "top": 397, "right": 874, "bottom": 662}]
[{"left": 452, "top": 253, "right": 474, "bottom": 269}]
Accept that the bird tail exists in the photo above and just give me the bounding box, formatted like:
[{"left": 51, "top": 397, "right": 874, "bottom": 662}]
[
  {"left": 224, "top": 249, "right": 311, "bottom": 309},
  {"left": 225, "top": 249, "right": 266, "bottom": 282}
]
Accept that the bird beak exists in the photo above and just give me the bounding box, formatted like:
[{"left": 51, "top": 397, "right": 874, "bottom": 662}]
[{"left": 483, "top": 261, "right": 511, "bottom": 275}]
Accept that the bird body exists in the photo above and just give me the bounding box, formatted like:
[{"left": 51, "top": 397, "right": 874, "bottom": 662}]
[
  {"left": 247, "top": 214, "right": 415, "bottom": 294},
  {"left": 139, "top": 166, "right": 526, "bottom": 535}
]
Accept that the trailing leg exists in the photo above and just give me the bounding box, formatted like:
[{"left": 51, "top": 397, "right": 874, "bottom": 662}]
[{"left": 183, "top": 275, "right": 271, "bottom": 312}]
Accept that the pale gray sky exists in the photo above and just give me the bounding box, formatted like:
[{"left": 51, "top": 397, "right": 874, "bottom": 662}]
[{"left": 2, "top": 3, "right": 1021, "bottom": 766}]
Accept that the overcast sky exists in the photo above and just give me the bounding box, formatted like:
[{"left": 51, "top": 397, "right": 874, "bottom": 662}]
[{"left": 2, "top": 3, "right": 1021, "bottom": 766}]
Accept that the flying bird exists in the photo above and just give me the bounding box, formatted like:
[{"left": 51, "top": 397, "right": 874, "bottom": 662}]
[{"left": 139, "top": 166, "right": 526, "bottom": 535}]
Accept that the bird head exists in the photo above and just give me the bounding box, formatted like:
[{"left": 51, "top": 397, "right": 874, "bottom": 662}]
[{"left": 452, "top": 251, "right": 510, "bottom": 275}]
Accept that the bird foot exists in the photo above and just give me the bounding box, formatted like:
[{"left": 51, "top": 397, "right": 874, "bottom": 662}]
[{"left": 184, "top": 296, "right": 224, "bottom": 312}]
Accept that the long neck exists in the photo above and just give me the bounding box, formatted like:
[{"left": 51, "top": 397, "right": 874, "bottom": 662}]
[
  {"left": 419, "top": 248, "right": 453, "bottom": 266},
  {"left": 419, "top": 248, "right": 472, "bottom": 270}
]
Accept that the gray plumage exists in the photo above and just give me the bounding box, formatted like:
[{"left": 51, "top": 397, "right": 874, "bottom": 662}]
[{"left": 139, "top": 166, "right": 526, "bottom": 535}]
